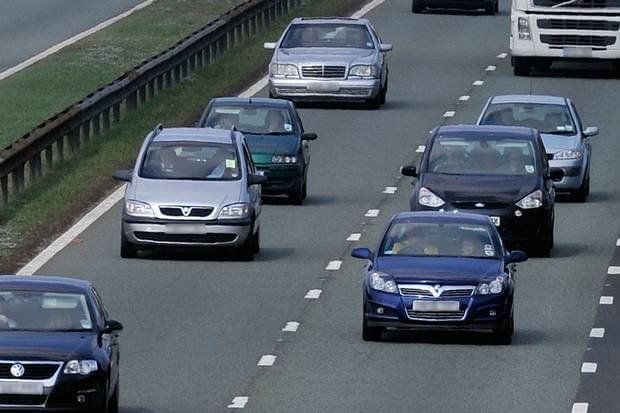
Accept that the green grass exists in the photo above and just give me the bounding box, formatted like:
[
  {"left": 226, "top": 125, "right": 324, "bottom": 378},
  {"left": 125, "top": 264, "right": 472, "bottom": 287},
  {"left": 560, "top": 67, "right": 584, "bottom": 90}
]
[{"left": 0, "top": 0, "right": 366, "bottom": 271}]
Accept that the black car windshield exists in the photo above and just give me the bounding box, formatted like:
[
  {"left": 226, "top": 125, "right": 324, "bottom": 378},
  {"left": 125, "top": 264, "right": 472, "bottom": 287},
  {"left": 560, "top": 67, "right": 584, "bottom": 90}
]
[
  {"left": 480, "top": 102, "right": 576, "bottom": 135},
  {"left": 140, "top": 141, "right": 240, "bottom": 181},
  {"left": 203, "top": 105, "right": 296, "bottom": 135},
  {"left": 281, "top": 23, "right": 375, "bottom": 49},
  {"left": 0, "top": 291, "right": 94, "bottom": 332},
  {"left": 381, "top": 222, "right": 498, "bottom": 258},
  {"left": 532, "top": 0, "right": 620, "bottom": 8},
  {"left": 428, "top": 136, "right": 538, "bottom": 176}
]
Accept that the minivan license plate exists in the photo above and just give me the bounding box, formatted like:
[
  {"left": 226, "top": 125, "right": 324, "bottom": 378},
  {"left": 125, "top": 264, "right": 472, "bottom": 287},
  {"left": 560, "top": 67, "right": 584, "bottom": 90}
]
[
  {"left": 490, "top": 216, "right": 500, "bottom": 226},
  {"left": 165, "top": 224, "right": 206, "bottom": 234},
  {"left": 412, "top": 301, "right": 460, "bottom": 312},
  {"left": 0, "top": 381, "right": 44, "bottom": 395}
]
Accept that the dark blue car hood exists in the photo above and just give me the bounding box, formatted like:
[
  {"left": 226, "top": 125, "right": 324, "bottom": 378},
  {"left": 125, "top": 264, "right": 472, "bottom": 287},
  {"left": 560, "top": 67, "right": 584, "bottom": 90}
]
[
  {"left": 375, "top": 256, "right": 503, "bottom": 283},
  {"left": 0, "top": 332, "right": 98, "bottom": 360}
]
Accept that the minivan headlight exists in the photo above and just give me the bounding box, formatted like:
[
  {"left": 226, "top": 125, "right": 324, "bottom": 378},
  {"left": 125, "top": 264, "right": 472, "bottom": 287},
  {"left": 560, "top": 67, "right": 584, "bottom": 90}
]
[
  {"left": 518, "top": 17, "right": 531, "bottom": 40},
  {"left": 125, "top": 200, "right": 154, "bottom": 217},
  {"left": 349, "top": 65, "right": 378, "bottom": 77},
  {"left": 368, "top": 272, "right": 397, "bottom": 293},
  {"left": 64, "top": 360, "right": 98, "bottom": 375},
  {"left": 515, "top": 190, "right": 543, "bottom": 209},
  {"left": 418, "top": 187, "right": 445, "bottom": 208},
  {"left": 218, "top": 203, "right": 249, "bottom": 219},
  {"left": 270, "top": 63, "right": 299, "bottom": 77},
  {"left": 553, "top": 149, "right": 582, "bottom": 160},
  {"left": 476, "top": 276, "right": 505, "bottom": 295}
]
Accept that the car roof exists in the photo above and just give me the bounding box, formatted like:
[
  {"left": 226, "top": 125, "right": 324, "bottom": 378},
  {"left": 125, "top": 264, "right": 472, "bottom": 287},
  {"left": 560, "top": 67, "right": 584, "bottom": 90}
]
[
  {"left": 0, "top": 276, "right": 91, "bottom": 293},
  {"left": 210, "top": 97, "right": 291, "bottom": 108},
  {"left": 391, "top": 211, "right": 493, "bottom": 225},
  {"left": 292, "top": 17, "right": 369, "bottom": 25},
  {"left": 153, "top": 127, "right": 240, "bottom": 144},
  {"left": 490, "top": 94, "right": 567, "bottom": 105},
  {"left": 436, "top": 124, "right": 536, "bottom": 140}
]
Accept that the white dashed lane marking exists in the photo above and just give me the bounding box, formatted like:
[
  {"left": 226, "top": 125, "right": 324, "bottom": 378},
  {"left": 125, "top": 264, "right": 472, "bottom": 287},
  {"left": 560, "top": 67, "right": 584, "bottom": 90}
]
[
  {"left": 282, "top": 322, "right": 299, "bottom": 332},
  {"left": 607, "top": 266, "right": 620, "bottom": 275},
  {"left": 257, "top": 355, "right": 276, "bottom": 367},
  {"left": 347, "top": 233, "right": 362, "bottom": 241},
  {"left": 365, "top": 209, "right": 380, "bottom": 217},
  {"left": 416, "top": 145, "right": 426, "bottom": 153},
  {"left": 304, "top": 289, "right": 322, "bottom": 299},
  {"left": 497, "top": 52, "right": 508, "bottom": 58},
  {"left": 572, "top": 403, "right": 589, "bottom": 413},
  {"left": 473, "top": 80, "right": 484, "bottom": 86},
  {"left": 458, "top": 95, "right": 470, "bottom": 102},
  {"left": 600, "top": 296, "right": 614, "bottom": 305},
  {"left": 443, "top": 111, "right": 456, "bottom": 118},
  {"left": 228, "top": 397, "right": 248, "bottom": 409},
  {"left": 581, "top": 362, "right": 597, "bottom": 373},
  {"left": 590, "top": 328, "right": 605, "bottom": 338},
  {"left": 485, "top": 65, "right": 496, "bottom": 71},
  {"left": 325, "top": 260, "right": 342, "bottom": 271},
  {"left": 616, "top": 238, "right": 620, "bottom": 246},
  {"left": 383, "top": 186, "right": 397, "bottom": 194}
]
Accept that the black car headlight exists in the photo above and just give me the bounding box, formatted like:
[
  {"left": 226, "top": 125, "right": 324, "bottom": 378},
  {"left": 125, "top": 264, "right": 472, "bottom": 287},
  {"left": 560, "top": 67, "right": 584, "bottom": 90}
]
[
  {"left": 476, "top": 276, "right": 505, "bottom": 295},
  {"left": 64, "top": 360, "right": 98, "bottom": 375},
  {"left": 369, "top": 272, "right": 397, "bottom": 293}
]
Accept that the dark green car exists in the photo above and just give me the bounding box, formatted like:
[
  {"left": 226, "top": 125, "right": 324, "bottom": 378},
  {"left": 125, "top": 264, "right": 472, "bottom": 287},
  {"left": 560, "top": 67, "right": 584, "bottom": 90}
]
[{"left": 199, "top": 97, "right": 317, "bottom": 204}]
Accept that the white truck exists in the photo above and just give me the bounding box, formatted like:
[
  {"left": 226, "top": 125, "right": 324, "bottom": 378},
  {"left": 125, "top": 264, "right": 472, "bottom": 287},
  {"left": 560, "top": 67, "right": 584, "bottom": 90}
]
[{"left": 510, "top": 0, "right": 620, "bottom": 75}]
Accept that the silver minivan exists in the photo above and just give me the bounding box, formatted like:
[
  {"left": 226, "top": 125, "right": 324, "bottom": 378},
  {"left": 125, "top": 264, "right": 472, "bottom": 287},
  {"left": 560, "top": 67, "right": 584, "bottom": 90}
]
[{"left": 112, "top": 126, "right": 267, "bottom": 260}]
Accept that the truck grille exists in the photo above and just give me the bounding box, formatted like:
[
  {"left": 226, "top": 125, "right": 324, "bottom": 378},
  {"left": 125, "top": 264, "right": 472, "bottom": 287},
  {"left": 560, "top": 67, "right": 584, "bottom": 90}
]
[
  {"left": 533, "top": 0, "right": 620, "bottom": 7},
  {"left": 0, "top": 363, "right": 59, "bottom": 380},
  {"left": 537, "top": 19, "right": 619, "bottom": 31},
  {"left": 540, "top": 34, "right": 616, "bottom": 46},
  {"left": 406, "top": 309, "right": 466, "bottom": 320},
  {"left": 301, "top": 65, "right": 346, "bottom": 78},
  {"left": 134, "top": 232, "right": 236, "bottom": 243},
  {"left": 159, "top": 206, "right": 213, "bottom": 217}
]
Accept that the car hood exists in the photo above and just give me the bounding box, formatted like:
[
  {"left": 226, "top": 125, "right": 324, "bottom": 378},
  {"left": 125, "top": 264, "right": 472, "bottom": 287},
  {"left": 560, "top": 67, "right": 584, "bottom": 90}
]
[
  {"left": 0, "top": 332, "right": 98, "bottom": 360},
  {"left": 421, "top": 173, "right": 537, "bottom": 204},
  {"left": 375, "top": 256, "right": 502, "bottom": 284},
  {"left": 245, "top": 135, "right": 300, "bottom": 164},
  {"left": 540, "top": 133, "right": 580, "bottom": 154},
  {"left": 276, "top": 47, "right": 376, "bottom": 66},
  {"left": 130, "top": 178, "right": 242, "bottom": 208}
]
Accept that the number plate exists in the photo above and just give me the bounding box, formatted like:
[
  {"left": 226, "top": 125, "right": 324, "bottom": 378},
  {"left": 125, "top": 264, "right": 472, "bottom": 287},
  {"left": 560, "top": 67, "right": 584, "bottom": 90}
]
[
  {"left": 307, "top": 82, "right": 340, "bottom": 93},
  {"left": 165, "top": 224, "right": 206, "bottom": 234},
  {"left": 490, "top": 216, "right": 501, "bottom": 227},
  {"left": 412, "top": 300, "right": 460, "bottom": 312},
  {"left": 562, "top": 47, "right": 592, "bottom": 58},
  {"left": 0, "top": 381, "right": 44, "bottom": 395}
]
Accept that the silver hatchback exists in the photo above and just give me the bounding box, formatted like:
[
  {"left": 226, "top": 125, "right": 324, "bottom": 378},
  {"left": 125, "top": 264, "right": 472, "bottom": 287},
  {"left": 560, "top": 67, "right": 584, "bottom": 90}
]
[
  {"left": 477, "top": 95, "right": 598, "bottom": 202},
  {"left": 264, "top": 17, "right": 392, "bottom": 108},
  {"left": 112, "top": 126, "right": 267, "bottom": 260}
]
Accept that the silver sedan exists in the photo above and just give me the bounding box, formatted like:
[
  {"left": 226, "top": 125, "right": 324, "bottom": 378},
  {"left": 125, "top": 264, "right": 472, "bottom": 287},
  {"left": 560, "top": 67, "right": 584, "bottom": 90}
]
[
  {"left": 264, "top": 17, "right": 392, "bottom": 109},
  {"left": 477, "top": 94, "right": 598, "bottom": 202}
]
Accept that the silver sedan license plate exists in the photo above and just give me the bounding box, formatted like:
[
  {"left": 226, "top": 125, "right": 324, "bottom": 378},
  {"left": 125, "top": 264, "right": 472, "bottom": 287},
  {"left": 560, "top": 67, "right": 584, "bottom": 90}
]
[
  {"left": 165, "top": 224, "right": 206, "bottom": 234},
  {"left": 412, "top": 300, "right": 460, "bottom": 312},
  {"left": 0, "top": 381, "right": 44, "bottom": 395},
  {"left": 490, "top": 216, "right": 500, "bottom": 226},
  {"left": 308, "top": 81, "right": 340, "bottom": 93}
]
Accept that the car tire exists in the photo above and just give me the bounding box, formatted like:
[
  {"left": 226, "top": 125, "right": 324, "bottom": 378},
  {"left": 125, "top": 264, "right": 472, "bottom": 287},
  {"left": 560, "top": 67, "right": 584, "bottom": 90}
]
[
  {"left": 411, "top": 0, "right": 425, "bottom": 12},
  {"left": 288, "top": 180, "right": 305, "bottom": 205},
  {"left": 533, "top": 59, "right": 552, "bottom": 71},
  {"left": 107, "top": 382, "right": 119, "bottom": 413},
  {"left": 379, "top": 76, "right": 388, "bottom": 105},
  {"left": 120, "top": 227, "right": 137, "bottom": 259},
  {"left": 513, "top": 57, "right": 531, "bottom": 76},
  {"left": 571, "top": 173, "right": 589, "bottom": 202},
  {"left": 536, "top": 221, "right": 554, "bottom": 258},
  {"left": 366, "top": 90, "right": 382, "bottom": 110},
  {"left": 252, "top": 226, "right": 260, "bottom": 254},
  {"left": 238, "top": 222, "right": 257, "bottom": 261},
  {"left": 268, "top": 90, "right": 275, "bottom": 99},
  {"left": 493, "top": 309, "right": 514, "bottom": 345},
  {"left": 494, "top": 0, "right": 499, "bottom": 13},
  {"left": 484, "top": 0, "right": 496, "bottom": 15},
  {"left": 362, "top": 316, "right": 383, "bottom": 342}
]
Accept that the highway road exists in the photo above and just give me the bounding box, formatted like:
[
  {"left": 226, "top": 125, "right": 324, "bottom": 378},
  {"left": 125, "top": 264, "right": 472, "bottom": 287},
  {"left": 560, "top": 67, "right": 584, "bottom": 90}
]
[
  {"left": 0, "top": 0, "right": 145, "bottom": 72},
  {"left": 31, "top": 0, "right": 620, "bottom": 411}
]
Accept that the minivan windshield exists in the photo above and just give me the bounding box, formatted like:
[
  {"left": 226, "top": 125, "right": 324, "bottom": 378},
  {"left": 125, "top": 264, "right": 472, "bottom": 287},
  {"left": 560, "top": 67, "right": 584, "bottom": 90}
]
[
  {"left": 381, "top": 222, "right": 498, "bottom": 258},
  {"left": 140, "top": 141, "right": 240, "bottom": 181},
  {"left": 480, "top": 103, "right": 576, "bottom": 135},
  {"left": 428, "top": 137, "right": 538, "bottom": 176},
  {"left": 203, "top": 105, "right": 295, "bottom": 135},
  {"left": 281, "top": 23, "right": 375, "bottom": 49}
]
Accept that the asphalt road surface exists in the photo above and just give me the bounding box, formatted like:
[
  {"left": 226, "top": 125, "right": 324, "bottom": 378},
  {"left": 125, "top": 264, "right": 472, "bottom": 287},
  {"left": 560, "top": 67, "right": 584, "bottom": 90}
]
[
  {"left": 0, "top": 0, "right": 145, "bottom": 72},
  {"left": 33, "top": 0, "right": 620, "bottom": 411}
]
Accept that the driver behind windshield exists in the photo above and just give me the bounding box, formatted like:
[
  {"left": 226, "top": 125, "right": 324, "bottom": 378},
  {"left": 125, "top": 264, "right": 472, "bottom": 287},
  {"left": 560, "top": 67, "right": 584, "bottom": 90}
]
[{"left": 390, "top": 225, "right": 439, "bottom": 256}]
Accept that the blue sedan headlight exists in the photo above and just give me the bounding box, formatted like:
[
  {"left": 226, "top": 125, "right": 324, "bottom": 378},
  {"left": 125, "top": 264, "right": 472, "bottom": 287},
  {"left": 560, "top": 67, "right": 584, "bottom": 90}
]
[
  {"left": 476, "top": 276, "right": 505, "bottom": 295},
  {"left": 369, "top": 272, "right": 397, "bottom": 293}
]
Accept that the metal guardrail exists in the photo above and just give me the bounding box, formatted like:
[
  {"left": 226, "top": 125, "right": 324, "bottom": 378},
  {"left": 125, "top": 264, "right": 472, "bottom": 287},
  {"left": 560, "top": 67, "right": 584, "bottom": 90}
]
[{"left": 0, "top": 0, "right": 301, "bottom": 205}]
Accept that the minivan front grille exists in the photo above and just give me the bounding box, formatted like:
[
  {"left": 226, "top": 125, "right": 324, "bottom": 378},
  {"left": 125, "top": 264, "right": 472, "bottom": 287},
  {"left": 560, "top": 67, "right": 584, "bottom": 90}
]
[
  {"left": 301, "top": 65, "right": 346, "bottom": 78},
  {"left": 537, "top": 19, "right": 619, "bottom": 31},
  {"left": 540, "top": 34, "right": 616, "bottom": 47},
  {"left": 134, "top": 232, "right": 236, "bottom": 244},
  {"left": 159, "top": 206, "right": 213, "bottom": 218}
]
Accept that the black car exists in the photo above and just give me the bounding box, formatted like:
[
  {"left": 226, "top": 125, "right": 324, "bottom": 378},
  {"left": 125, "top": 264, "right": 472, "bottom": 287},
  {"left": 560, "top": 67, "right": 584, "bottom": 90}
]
[
  {"left": 199, "top": 97, "right": 317, "bottom": 204},
  {"left": 402, "top": 125, "right": 564, "bottom": 256},
  {"left": 411, "top": 0, "right": 498, "bottom": 15},
  {"left": 0, "top": 276, "right": 122, "bottom": 412}
]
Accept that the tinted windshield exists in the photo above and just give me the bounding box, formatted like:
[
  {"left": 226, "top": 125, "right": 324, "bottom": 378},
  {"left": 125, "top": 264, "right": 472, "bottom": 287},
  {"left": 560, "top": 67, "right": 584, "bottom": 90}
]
[
  {"left": 532, "top": 0, "right": 620, "bottom": 7},
  {"left": 0, "top": 291, "right": 93, "bottom": 332},
  {"left": 140, "top": 141, "right": 240, "bottom": 181},
  {"left": 428, "top": 136, "right": 538, "bottom": 176},
  {"left": 281, "top": 23, "right": 375, "bottom": 49},
  {"left": 203, "top": 105, "right": 295, "bottom": 135},
  {"left": 480, "top": 103, "right": 575, "bottom": 135},
  {"left": 381, "top": 222, "right": 498, "bottom": 258}
]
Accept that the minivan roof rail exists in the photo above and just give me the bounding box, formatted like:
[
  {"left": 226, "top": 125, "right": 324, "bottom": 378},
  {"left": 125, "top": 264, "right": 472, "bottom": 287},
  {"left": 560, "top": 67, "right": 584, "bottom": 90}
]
[{"left": 299, "top": 16, "right": 359, "bottom": 21}]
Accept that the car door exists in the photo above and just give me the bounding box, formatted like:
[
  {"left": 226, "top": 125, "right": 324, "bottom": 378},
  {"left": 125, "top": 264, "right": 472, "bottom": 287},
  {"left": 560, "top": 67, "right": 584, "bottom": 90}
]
[
  {"left": 242, "top": 142, "right": 261, "bottom": 217},
  {"left": 91, "top": 287, "right": 120, "bottom": 390}
]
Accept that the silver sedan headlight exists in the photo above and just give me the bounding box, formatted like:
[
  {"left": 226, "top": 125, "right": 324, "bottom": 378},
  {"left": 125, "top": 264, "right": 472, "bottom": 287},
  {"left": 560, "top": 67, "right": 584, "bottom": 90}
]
[
  {"left": 270, "top": 63, "right": 299, "bottom": 77},
  {"left": 349, "top": 65, "right": 378, "bottom": 77}
]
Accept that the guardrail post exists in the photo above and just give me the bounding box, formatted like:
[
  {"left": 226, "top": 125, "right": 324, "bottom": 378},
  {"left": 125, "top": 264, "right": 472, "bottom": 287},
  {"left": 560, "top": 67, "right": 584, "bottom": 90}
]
[
  {"left": 181, "top": 61, "right": 188, "bottom": 79},
  {"left": 165, "top": 69, "right": 173, "bottom": 88},
  {"left": 68, "top": 130, "right": 80, "bottom": 154},
  {"left": 57, "top": 136, "right": 65, "bottom": 161},
  {"left": 102, "top": 108, "right": 111, "bottom": 132},
  {"left": 173, "top": 65, "right": 181, "bottom": 84},
  {"left": 12, "top": 165, "right": 25, "bottom": 194},
  {"left": 226, "top": 30, "right": 233, "bottom": 50},
  {"left": 139, "top": 85, "right": 147, "bottom": 104},
  {"left": 1, "top": 176, "right": 8, "bottom": 204},
  {"left": 251, "top": 14, "right": 258, "bottom": 35},
  {"left": 81, "top": 121, "right": 91, "bottom": 144},
  {"left": 29, "top": 153, "right": 42, "bottom": 180},
  {"left": 92, "top": 114, "right": 101, "bottom": 138},
  {"left": 45, "top": 145, "right": 53, "bottom": 170},
  {"left": 126, "top": 91, "right": 138, "bottom": 113},
  {"left": 112, "top": 103, "right": 121, "bottom": 123},
  {"left": 189, "top": 53, "right": 197, "bottom": 71},
  {"left": 148, "top": 80, "right": 156, "bottom": 99},
  {"left": 156, "top": 74, "right": 164, "bottom": 92}
]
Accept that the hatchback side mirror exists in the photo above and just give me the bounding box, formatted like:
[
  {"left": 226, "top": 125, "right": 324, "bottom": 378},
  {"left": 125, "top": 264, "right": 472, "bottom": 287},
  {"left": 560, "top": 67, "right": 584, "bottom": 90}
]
[
  {"left": 351, "top": 247, "right": 373, "bottom": 260},
  {"left": 248, "top": 174, "right": 268, "bottom": 185},
  {"left": 301, "top": 132, "right": 318, "bottom": 141},
  {"left": 112, "top": 170, "right": 133, "bottom": 182},
  {"left": 583, "top": 126, "right": 598, "bottom": 137},
  {"left": 264, "top": 42, "right": 276, "bottom": 50},
  {"left": 103, "top": 319, "right": 123, "bottom": 333},
  {"left": 401, "top": 165, "right": 417, "bottom": 177},
  {"left": 380, "top": 43, "right": 393, "bottom": 52},
  {"left": 506, "top": 250, "right": 528, "bottom": 264},
  {"left": 549, "top": 167, "right": 564, "bottom": 182}
]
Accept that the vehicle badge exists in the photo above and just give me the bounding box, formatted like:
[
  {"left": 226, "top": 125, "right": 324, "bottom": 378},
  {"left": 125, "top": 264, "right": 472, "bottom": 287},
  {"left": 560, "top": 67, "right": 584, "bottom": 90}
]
[
  {"left": 10, "top": 363, "right": 25, "bottom": 378},
  {"left": 181, "top": 207, "right": 191, "bottom": 216},
  {"left": 475, "top": 203, "right": 485, "bottom": 208},
  {"left": 432, "top": 285, "right": 442, "bottom": 297}
]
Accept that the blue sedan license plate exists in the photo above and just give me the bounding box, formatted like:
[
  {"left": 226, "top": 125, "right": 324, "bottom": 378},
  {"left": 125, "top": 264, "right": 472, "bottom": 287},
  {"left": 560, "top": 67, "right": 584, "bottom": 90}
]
[{"left": 412, "top": 301, "right": 460, "bottom": 312}]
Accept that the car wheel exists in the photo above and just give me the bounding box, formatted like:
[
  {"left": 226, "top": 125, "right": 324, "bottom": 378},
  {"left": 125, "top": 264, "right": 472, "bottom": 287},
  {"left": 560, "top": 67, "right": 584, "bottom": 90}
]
[
  {"left": 252, "top": 226, "right": 260, "bottom": 254},
  {"left": 268, "top": 90, "right": 275, "bottom": 99},
  {"left": 366, "top": 91, "right": 382, "bottom": 110},
  {"left": 107, "top": 382, "right": 119, "bottom": 413},
  {"left": 484, "top": 0, "right": 496, "bottom": 14},
  {"left": 571, "top": 173, "right": 589, "bottom": 202},
  {"left": 411, "top": 0, "right": 425, "bottom": 12},
  {"left": 120, "top": 227, "right": 137, "bottom": 259},
  {"left": 362, "top": 316, "right": 383, "bottom": 342},
  {"left": 513, "top": 56, "right": 531, "bottom": 76},
  {"left": 535, "top": 222, "right": 554, "bottom": 258},
  {"left": 288, "top": 181, "right": 305, "bottom": 205},
  {"left": 238, "top": 222, "right": 257, "bottom": 261},
  {"left": 379, "top": 76, "right": 388, "bottom": 105},
  {"left": 533, "top": 59, "right": 552, "bottom": 71},
  {"left": 493, "top": 309, "right": 514, "bottom": 345}
]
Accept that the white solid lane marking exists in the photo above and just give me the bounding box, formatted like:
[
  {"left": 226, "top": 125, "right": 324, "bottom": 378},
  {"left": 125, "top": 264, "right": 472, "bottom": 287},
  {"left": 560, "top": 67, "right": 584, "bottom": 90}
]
[
  {"left": 351, "top": 0, "right": 387, "bottom": 18},
  {"left": 473, "top": 80, "right": 484, "bottom": 86},
  {"left": 238, "top": 77, "right": 269, "bottom": 98},
  {"left": 607, "top": 266, "right": 620, "bottom": 274},
  {"left": 485, "top": 65, "right": 496, "bottom": 71},
  {"left": 616, "top": 238, "right": 620, "bottom": 246},
  {"left": 0, "top": 0, "right": 156, "bottom": 81},
  {"left": 600, "top": 296, "right": 614, "bottom": 305},
  {"left": 17, "top": 185, "right": 127, "bottom": 275},
  {"left": 497, "top": 53, "right": 508, "bottom": 58},
  {"left": 416, "top": 145, "right": 426, "bottom": 153},
  {"left": 282, "top": 321, "right": 299, "bottom": 332},
  {"left": 443, "top": 111, "right": 456, "bottom": 117},
  {"left": 590, "top": 328, "right": 605, "bottom": 338},
  {"left": 228, "top": 397, "right": 248, "bottom": 409},
  {"left": 572, "top": 403, "right": 589, "bottom": 413},
  {"left": 365, "top": 209, "right": 380, "bottom": 217},
  {"left": 347, "top": 233, "right": 362, "bottom": 241},
  {"left": 383, "top": 186, "right": 397, "bottom": 194},
  {"left": 581, "top": 362, "right": 597, "bottom": 373},
  {"left": 304, "top": 289, "right": 322, "bottom": 299},
  {"left": 325, "top": 260, "right": 342, "bottom": 270},
  {"left": 458, "top": 95, "right": 470, "bottom": 101},
  {"left": 257, "top": 355, "right": 276, "bottom": 367}
]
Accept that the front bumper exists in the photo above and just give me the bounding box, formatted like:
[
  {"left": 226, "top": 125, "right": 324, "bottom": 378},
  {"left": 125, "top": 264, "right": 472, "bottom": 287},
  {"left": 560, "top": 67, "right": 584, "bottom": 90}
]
[
  {"left": 549, "top": 158, "right": 585, "bottom": 192},
  {"left": 269, "top": 77, "right": 381, "bottom": 102},
  {"left": 256, "top": 164, "right": 303, "bottom": 195}
]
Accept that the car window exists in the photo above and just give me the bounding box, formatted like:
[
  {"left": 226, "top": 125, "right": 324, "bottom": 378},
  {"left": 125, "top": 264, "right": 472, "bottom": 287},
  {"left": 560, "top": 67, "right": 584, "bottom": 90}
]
[
  {"left": 381, "top": 222, "right": 498, "bottom": 258},
  {"left": 480, "top": 102, "right": 576, "bottom": 135},
  {"left": 427, "top": 136, "right": 538, "bottom": 176},
  {"left": 0, "top": 291, "right": 94, "bottom": 331},
  {"left": 242, "top": 143, "right": 255, "bottom": 174},
  {"left": 90, "top": 287, "right": 109, "bottom": 323},
  {"left": 281, "top": 23, "right": 375, "bottom": 49},
  {"left": 204, "top": 106, "right": 295, "bottom": 135},
  {"left": 140, "top": 141, "right": 241, "bottom": 181}
]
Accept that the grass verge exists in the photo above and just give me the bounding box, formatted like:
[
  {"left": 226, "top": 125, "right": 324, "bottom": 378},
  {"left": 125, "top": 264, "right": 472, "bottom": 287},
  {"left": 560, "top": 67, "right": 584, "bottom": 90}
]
[{"left": 0, "top": 0, "right": 368, "bottom": 272}]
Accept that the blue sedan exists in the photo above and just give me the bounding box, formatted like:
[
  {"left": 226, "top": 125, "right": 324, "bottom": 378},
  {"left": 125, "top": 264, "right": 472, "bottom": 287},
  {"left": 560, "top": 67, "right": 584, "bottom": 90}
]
[{"left": 351, "top": 211, "right": 527, "bottom": 344}]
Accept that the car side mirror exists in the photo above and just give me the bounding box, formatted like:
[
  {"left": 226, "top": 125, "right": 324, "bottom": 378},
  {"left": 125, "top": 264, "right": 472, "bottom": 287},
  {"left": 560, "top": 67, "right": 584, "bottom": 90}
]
[
  {"left": 401, "top": 165, "right": 417, "bottom": 177},
  {"left": 264, "top": 42, "right": 276, "bottom": 50},
  {"left": 301, "top": 132, "right": 317, "bottom": 141},
  {"left": 380, "top": 43, "right": 393, "bottom": 52},
  {"left": 506, "top": 250, "right": 528, "bottom": 264},
  {"left": 549, "top": 167, "right": 564, "bottom": 182},
  {"left": 103, "top": 319, "right": 123, "bottom": 333},
  {"left": 112, "top": 170, "right": 133, "bottom": 182},
  {"left": 248, "top": 174, "right": 268, "bottom": 186},
  {"left": 351, "top": 247, "right": 373, "bottom": 260},
  {"left": 583, "top": 126, "right": 598, "bottom": 137}
]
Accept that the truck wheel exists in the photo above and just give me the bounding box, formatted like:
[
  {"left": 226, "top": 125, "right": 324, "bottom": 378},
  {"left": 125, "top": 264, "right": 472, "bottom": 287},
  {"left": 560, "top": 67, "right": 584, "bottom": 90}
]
[
  {"left": 513, "top": 56, "right": 531, "bottom": 76},
  {"left": 411, "top": 0, "right": 425, "bottom": 13}
]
